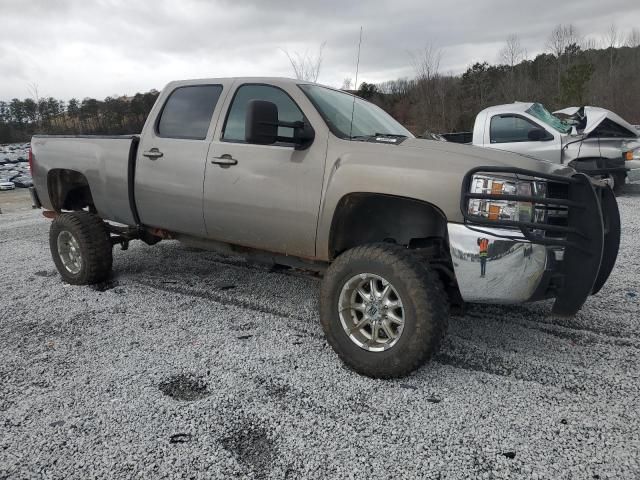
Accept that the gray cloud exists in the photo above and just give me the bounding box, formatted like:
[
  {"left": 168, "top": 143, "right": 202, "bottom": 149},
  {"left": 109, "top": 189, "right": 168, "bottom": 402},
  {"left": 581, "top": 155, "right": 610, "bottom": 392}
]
[{"left": 1, "top": 0, "right": 639, "bottom": 99}]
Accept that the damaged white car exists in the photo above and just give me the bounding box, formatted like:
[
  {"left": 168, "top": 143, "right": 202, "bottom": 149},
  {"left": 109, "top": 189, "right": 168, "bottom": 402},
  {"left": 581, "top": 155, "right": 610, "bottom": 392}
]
[
  {"left": 468, "top": 102, "right": 640, "bottom": 193},
  {"left": 555, "top": 106, "right": 640, "bottom": 187}
]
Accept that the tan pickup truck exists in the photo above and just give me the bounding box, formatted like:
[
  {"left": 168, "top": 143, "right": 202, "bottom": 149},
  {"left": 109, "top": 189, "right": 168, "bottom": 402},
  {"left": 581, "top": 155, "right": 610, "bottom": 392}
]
[{"left": 29, "top": 77, "right": 620, "bottom": 378}]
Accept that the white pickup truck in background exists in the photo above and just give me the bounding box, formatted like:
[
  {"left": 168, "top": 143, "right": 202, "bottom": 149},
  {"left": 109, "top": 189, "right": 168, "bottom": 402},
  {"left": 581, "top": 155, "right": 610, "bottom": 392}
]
[{"left": 444, "top": 102, "right": 640, "bottom": 193}]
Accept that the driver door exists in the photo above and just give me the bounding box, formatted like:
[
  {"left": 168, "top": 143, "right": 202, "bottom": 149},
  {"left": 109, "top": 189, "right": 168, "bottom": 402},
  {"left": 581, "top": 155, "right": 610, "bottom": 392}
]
[
  {"left": 486, "top": 114, "right": 561, "bottom": 163},
  {"left": 203, "top": 83, "right": 327, "bottom": 257}
]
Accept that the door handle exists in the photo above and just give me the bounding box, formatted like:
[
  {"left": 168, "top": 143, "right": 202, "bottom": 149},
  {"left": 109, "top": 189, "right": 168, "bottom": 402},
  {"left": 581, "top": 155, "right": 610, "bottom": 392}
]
[
  {"left": 143, "top": 148, "right": 163, "bottom": 159},
  {"left": 211, "top": 154, "right": 238, "bottom": 167}
]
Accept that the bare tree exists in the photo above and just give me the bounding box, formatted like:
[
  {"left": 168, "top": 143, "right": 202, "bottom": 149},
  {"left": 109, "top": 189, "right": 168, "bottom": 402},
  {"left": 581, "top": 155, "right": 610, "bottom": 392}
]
[
  {"left": 498, "top": 34, "right": 526, "bottom": 101},
  {"left": 26, "top": 82, "right": 41, "bottom": 127},
  {"left": 605, "top": 24, "right": 619, "bottom": 79},
  {"left": 582, "top": 36, "right": 598, "bottom": 50},
  {"left": 547, "top": 25, "right": 565, "bottom": 57},
  {"left": 499, "top": 34, "right": 526, "bottom": 68},
  {"left": 547, "top": 24, "right": 567, "bottom": 94},
  {"left": 604, "top": 23, "right": 619, "bottom": 49},
  {"left": 281, "top": 42, "right": 326, "bottom": 82},
  {"left": 341, "top": 77, "right": 352, "bottom": 90},
  {"left": 410, "top": 44, "right": 442, "bottom": 82},
  {"left": 547, "top": 24, "right": 581, "bottom": 94},
  {"left": 547, "top": 24, "right": 581, "bottom": 55},
  {"left": 626, "top": 28, "right": 640, "bottom": 82},
  {"left": 626, "top": 28, "right": 640, "bottom": 47},
  {"left": 409, "top": 44, "right": 443, "bottom": 131}
]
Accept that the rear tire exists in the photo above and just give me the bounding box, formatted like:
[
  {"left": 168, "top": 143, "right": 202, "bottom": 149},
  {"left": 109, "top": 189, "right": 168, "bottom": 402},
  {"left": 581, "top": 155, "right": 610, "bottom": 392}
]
[
  {"left": 49, "top": 212, "right": 113, "bottom": 285},
  {"left": 320, "top": 243, "right": 449, "bottom": 378}
]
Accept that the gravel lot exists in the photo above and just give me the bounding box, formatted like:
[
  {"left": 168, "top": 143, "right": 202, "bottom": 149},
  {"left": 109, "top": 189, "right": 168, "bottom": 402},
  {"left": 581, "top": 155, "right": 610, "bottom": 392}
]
[
  {"left": 0, "top": 189, "right": 33, "bottom": 214},
  {"left": 1, "top": 185, "right": 639, "bottom": 479}
]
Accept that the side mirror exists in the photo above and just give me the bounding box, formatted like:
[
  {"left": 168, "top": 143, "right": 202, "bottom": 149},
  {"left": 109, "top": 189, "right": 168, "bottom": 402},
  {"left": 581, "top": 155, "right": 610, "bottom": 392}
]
[
  {"left": 528, "top": 128, "right": 548, "bottom": 141},
  {"left": 245, "top": 100, "right": 278, "bottom": 145},
  {"left": 293, "top": 122, "right": 315, "bottom": 150},
  {"left": 245, "top": 99, "right": 315, "bottom": 150}
]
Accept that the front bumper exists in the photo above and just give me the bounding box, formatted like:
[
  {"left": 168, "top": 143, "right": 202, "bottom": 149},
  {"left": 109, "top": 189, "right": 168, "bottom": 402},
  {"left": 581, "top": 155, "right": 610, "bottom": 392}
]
[
  {"left": 447, "top": 224, "right": 556, "bottom": 304},
  {"left": 451, "top": 167, "right": 620, "bottom": 315},
  {"left": 625, "top": 159, "right": 640, "bottom": 182},
  {"left": 570, "top": 157, "right": 627, "bottom": 177}
]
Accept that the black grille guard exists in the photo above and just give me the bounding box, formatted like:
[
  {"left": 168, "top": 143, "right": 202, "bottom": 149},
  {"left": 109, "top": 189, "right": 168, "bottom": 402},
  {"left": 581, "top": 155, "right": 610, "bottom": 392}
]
[{"left": 459, "top": 166, "right": 620, "bottom": 316}]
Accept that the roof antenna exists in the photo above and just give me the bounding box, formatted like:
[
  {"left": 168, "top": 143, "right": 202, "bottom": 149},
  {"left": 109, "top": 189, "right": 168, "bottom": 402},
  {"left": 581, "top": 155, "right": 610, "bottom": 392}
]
[{"left": 349, "top": 26, "right": 363, "bottom": 140}]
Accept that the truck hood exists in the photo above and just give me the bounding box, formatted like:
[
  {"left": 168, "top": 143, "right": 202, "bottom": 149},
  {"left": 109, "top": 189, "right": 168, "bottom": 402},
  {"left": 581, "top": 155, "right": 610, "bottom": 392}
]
[
  {"left": 395, "top": 137, "right": 575, "bottom": 177},
  {"left": 553, "top": 106, "right": 639, "bottom": 137},
  {"left": 331, "top": 137, "right": 577, "bottom": 228}
]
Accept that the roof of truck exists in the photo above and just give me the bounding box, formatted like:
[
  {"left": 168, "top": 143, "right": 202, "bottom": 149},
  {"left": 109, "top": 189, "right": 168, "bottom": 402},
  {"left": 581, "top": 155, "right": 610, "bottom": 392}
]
[
  {"left": 167, "top": 77, "right": 315, "bottom": 87},
  {"left": 478, "top": 102, "right": 534, "bottom": 115}
]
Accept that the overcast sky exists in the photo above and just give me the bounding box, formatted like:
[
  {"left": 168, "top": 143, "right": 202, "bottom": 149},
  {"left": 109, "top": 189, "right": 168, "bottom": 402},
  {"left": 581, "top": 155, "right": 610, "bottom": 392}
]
[{"left": 1, "top": 0, "right": 640, "bottom": 100}]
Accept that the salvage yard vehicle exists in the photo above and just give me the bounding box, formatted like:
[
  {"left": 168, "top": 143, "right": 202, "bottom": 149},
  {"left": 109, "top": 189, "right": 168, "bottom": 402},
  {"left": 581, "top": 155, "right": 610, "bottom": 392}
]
[
  {"left": 448, "top": 102, "right": 640, "bottom": 193},
  {"left": 29, "top": 78, "right": 621, "bottom": 378},
  {"left": 0, "top": 179, "right": 15, "bottom": 190},
  {"left": 12, "top": 176, "right": 33, "bottom": 188}
]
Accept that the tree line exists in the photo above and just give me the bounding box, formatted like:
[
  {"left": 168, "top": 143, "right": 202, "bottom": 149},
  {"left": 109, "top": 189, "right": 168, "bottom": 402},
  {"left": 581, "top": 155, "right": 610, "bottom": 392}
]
[
  {"left": 0, "top": 91, "right": 159, "bottom": 143},
  {"left": 363, "top": 25, "right": 640, "bottom": 134},
  {"left": 2, "top": 24, "right": 639, "bottom": 143}
]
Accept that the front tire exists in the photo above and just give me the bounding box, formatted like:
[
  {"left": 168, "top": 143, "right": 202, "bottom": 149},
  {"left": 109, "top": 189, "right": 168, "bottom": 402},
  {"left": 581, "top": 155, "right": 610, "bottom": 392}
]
[
  {"left": 49, "top": 212, "right": 113, "bottom": 285},
  {"left": 320, "top": 243, "right": 449, "bottom": 378},
  {"left": 611, "top": 172, "right": 626, "bottom": 195}
]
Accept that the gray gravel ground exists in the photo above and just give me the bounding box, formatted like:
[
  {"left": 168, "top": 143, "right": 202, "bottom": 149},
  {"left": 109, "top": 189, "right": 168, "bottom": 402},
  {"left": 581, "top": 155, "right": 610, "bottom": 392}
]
[{"left": 1, "top": 185, "right": 639, "bottom": 479}]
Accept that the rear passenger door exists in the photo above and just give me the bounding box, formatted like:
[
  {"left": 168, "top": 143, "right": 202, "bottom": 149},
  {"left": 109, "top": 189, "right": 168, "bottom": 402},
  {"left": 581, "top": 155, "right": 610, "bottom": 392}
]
[{"left": 135, "top": 81, "right": 233, "bottom": 236}]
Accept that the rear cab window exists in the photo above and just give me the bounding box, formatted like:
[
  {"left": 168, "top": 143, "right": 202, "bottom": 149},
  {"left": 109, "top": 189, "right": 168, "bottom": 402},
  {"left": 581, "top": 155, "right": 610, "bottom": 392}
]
[{"left": 156, "top": 85, "right": 223, "bottom": 139}]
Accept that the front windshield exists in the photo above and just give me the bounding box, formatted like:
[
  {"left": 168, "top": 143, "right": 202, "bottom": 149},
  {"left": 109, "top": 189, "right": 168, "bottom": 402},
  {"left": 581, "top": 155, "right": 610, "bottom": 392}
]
[
  {"left": 299, "top": 84, "right": 413, "bottom": 140},
  {"left": 525, "top": 103, "right": 572, "bottom": 134}
]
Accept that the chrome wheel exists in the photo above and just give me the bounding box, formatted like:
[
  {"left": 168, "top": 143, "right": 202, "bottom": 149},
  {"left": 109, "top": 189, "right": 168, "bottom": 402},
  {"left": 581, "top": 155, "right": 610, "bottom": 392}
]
[
  {"left": 57, "top": 230, "right": 83, "bottom": 275},
  {"left": 338, "top": 273, "right": 405, "bottom": 352}
]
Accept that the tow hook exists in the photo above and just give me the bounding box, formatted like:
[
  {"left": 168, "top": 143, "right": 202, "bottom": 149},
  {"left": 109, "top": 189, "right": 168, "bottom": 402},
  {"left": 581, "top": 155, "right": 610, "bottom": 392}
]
[
  {"left": 110, "top": 236, "right": 130, "bottom": 251},
  {"left": 595, "top": 177, "right": 614, "bottom": 188}
]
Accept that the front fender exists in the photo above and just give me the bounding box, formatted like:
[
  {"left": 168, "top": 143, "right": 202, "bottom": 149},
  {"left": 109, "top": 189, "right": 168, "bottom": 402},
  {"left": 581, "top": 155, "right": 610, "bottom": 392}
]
[{"left": 315, "top": 155, "right": 460, "bottom": 260}]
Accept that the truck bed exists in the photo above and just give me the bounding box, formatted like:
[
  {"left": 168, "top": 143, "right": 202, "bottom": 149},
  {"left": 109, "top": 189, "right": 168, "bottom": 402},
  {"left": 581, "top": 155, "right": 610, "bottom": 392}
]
[
  {"left": 31, "top": 135, "right": 140, "bottom": 226},
  {"left": 439, "top": 131, "right": 472, "bottom": 144}
]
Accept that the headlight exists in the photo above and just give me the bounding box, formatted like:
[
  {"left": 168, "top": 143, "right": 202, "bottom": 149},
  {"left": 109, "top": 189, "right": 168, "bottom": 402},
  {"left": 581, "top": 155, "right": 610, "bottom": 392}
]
[
  {"left": 467, "top": 174, "right": 545, "bottom": 224},
  {"left": 624, "top": 147, "right": 640, "bottom": 161}
]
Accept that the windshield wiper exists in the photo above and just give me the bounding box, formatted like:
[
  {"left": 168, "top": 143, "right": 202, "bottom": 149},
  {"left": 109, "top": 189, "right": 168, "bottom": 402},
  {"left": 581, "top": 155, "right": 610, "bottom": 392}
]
[
  {"left": 375, "top": 133, "right": 408, "bottom": 138},
  {"left": 350, "top": 133, "right": 408, "bottom": 140}
]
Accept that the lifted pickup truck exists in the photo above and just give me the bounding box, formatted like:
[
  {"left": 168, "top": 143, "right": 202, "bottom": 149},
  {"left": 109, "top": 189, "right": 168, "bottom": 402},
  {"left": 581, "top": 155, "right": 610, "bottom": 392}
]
[
  {"left": 447, "top": 102, "right": 640, "bottom": 193},
  {"left": 29, "top": 78, "right": 621, "bottom": 378}
]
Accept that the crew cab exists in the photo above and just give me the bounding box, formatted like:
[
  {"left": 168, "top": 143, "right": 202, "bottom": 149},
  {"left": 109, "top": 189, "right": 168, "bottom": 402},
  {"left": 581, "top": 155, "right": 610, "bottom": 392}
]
[
  {"left": 463, "top": 102, "right": 640, "bottom": 192},
  {"left": 29, "top": 78, "right": 621, "bottom": 378}
]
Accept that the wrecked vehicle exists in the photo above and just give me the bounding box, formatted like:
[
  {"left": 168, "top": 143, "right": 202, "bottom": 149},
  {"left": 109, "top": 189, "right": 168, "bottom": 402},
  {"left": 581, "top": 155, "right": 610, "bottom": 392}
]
[
  {"left": 29, "top": 78, "right": 621, "bottom": 378},
  {"left": 460, "top": 103, "right": 640, "bottom": 193}
]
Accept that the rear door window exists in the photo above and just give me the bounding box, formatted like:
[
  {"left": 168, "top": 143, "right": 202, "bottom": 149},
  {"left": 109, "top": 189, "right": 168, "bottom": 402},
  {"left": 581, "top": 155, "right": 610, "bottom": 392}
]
[{"left": 157, "top": 85, "right": 223, "bottom": 139}]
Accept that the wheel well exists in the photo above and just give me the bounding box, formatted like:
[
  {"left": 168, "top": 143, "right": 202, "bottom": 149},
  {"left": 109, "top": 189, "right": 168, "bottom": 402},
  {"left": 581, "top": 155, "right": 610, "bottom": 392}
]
[
  {"left": 47, "top": 169, "right": 95, "bottom": 211},
  {"left": 329, "top": 193, "right": 448, "bottom": 259}
]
